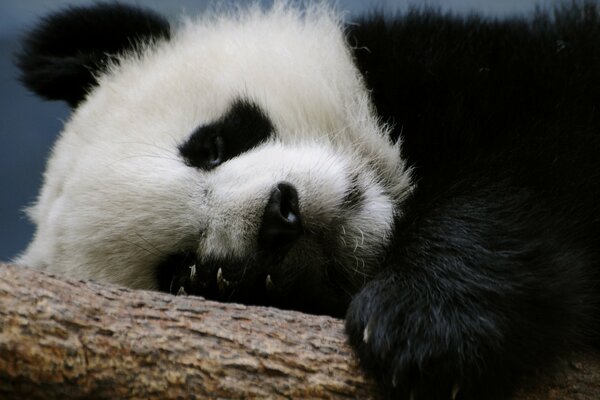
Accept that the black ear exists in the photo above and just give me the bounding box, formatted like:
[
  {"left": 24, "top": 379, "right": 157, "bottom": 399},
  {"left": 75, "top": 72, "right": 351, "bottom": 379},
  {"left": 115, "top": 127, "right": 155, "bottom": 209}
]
[{"left": 16, "top": 3, "right": 170, "bottom": 108}]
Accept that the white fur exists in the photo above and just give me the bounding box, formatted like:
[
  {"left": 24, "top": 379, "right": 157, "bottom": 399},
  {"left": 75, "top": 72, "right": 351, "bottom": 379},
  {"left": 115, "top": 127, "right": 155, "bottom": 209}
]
[{"left": 18, "top": 3, "right": 413, "bottom": 290}]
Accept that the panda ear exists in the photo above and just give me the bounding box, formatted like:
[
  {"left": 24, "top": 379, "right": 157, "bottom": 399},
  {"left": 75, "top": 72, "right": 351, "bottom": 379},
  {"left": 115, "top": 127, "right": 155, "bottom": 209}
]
[{"left": 16, "top": 3, "right": 170, "bottom": 108}]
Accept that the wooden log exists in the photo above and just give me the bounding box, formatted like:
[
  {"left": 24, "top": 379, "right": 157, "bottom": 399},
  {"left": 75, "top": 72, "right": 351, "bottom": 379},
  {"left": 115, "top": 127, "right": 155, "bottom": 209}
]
[
  {"left": 0, "top": 262, "right": 598, "bottom": 399},
  {"left": 0, "top": 262, "right": 373, "bottom": 399}
]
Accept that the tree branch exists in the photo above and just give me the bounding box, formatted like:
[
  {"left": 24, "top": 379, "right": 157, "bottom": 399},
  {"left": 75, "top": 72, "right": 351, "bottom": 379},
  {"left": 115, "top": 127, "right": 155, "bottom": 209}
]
[{"left": 0, "top": 263, "right": 598, "bottom": 399}]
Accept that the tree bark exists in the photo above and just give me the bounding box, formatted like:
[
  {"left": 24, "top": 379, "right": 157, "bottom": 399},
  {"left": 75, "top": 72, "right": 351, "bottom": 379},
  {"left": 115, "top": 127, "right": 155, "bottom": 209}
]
[{"left": 0, "top": 262, "right": 598, "bottom": 399}]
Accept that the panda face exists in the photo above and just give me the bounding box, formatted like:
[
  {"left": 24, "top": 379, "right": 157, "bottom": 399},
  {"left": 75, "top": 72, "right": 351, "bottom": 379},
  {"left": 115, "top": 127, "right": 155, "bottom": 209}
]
[{"left": 18, "top": 4, "right": 413, "bottom": 315}]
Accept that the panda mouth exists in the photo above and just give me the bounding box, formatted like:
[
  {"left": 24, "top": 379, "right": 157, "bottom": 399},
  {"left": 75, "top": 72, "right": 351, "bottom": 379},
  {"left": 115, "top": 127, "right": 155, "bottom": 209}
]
[
  {"left": 155, "top": 248, "right": 352, "bottom": 317},
  {"left": 155, "top": 251, "right": 274, "bottom": 304}
]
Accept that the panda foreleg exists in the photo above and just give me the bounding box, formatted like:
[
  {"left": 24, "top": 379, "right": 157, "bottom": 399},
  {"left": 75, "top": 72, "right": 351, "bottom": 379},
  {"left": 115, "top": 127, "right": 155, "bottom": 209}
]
[{"left": 345, "top": 181, "right": 598, "bottom": 399}]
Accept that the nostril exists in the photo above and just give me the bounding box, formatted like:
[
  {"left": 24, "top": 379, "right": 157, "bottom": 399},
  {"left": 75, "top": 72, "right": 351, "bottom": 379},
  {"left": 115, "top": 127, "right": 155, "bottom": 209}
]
[
  {"left": 276, "top": 182, "right": 300, "bottom": 226},
  {"left": 259, "top": 182, "right": 303, "bottom": 251}
]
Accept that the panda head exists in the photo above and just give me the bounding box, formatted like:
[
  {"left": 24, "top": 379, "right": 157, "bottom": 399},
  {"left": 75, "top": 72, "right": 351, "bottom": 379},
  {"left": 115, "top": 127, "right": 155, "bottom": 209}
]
[{"left": 17, "top": 2, "right": 413, "bottom": 316}]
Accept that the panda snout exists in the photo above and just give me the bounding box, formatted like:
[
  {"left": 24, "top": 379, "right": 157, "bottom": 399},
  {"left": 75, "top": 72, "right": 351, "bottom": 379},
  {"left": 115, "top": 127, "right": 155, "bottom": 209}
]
[{"left": 258, "top": 181, "right": 303, "bottom": 252}]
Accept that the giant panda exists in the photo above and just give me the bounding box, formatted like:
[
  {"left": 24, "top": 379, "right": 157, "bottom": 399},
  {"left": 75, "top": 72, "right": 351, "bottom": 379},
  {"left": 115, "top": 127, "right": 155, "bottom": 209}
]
[{"left": 14, "top": 1, "right": 600, "bottom": 399}]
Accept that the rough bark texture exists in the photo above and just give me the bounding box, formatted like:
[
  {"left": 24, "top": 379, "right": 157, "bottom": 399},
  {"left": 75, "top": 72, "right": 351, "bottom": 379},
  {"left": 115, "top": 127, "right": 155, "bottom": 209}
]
[{"left": 0, "top": 262, "right": 598, "bottom": 399}]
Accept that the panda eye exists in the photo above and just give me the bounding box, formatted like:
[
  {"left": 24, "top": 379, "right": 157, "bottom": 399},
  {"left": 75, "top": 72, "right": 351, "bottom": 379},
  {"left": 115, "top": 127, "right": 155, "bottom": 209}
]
[
  {"left": 201, "top": 134, "right": 225, "bottom": 168},
  {"left": 179, "top": 128, "right": 226, "bottom": 170}
]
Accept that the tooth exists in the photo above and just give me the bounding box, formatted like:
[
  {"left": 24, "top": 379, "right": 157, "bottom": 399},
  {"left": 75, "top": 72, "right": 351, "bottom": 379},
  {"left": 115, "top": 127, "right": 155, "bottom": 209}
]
[
  {"left": 176, "top": 286, "right": 187, "bottom": 296},
  {"left": 266, "top": 274, "right": 274, "bottom": 290},
  {"left": 189, "top": 263, "right": 196, "bottom": 279},
  {"left": 217, "top": 268, "right": 230, "bottom": 293}
]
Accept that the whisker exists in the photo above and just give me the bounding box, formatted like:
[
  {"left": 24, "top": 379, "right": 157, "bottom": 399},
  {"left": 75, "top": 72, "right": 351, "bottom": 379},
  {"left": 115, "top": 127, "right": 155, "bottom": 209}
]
[
  {"left": 121, "top": 237, "right": 158, "bottom": 257},
  {"left": 134, "top": 233, "right": 168, "bottom": 257},
  {"left": 108, "top": 154, "right": 182, "bottom": 167}
]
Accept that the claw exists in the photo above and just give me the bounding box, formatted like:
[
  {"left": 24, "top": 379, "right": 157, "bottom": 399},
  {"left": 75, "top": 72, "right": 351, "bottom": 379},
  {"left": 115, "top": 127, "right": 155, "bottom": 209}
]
[
  {"left": 189, "top": 263, "right": 196, "bottom": 279},
  {"left": 451, "top": 384, "right": 460, "bottom": 400},
  {"left": 176, "top": 286, "right": 187, "bottom": 296},
  {"left": 266, "top": 274, "right": 274, "bottom": 290},
  {"left": 363, "top": 319, "right": 372, "bottom": 343}
]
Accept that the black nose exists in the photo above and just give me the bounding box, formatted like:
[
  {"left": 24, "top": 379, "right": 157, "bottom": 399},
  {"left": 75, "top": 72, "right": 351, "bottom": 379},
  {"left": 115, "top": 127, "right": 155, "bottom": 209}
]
[{"left": 258, "top": 182, "right": 303, "bottom": 251}]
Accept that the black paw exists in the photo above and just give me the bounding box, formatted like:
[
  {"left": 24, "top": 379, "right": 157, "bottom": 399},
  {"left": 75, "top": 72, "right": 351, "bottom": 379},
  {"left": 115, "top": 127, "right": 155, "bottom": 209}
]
[{"left": 345, "top": 278, "right": 511, "bottom": 400}]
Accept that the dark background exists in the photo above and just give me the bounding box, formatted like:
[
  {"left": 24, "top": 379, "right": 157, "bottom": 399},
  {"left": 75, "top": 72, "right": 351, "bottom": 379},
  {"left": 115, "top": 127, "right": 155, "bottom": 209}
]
[{"left": 0, "top": 0, "right": 546, "bottom": 262}]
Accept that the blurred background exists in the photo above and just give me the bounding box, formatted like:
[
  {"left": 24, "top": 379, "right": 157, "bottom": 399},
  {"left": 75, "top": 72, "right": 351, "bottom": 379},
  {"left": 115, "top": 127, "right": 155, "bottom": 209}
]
[{"left": 0, "top": 0, "right": 550, "bottom": 262}]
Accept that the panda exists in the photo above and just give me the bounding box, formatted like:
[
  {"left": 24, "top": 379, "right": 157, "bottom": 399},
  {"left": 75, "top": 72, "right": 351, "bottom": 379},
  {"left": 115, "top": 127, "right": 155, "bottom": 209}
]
[{"left": 14, "top": 1, "right": 600, "bottom": 399}]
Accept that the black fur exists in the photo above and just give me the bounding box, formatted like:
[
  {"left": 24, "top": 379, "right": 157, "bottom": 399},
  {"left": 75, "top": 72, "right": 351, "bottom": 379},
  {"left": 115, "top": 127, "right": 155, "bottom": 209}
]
[
  {"left": 16, "top": 3, "right": 170, "bottom": 107},
  {"left": 346, "top": 2, "right": 600, "bottom": 398}
]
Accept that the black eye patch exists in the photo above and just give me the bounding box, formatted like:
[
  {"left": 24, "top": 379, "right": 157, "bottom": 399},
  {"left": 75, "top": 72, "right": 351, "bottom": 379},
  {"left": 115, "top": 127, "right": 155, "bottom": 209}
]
[{"left": 179, "top": 99, "right": 274, "bottom": 170}]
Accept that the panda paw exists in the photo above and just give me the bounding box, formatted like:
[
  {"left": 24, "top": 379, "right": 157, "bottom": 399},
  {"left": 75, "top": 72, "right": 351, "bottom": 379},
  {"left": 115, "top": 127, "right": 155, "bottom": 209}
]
[{"left": 345, "top": 278, "right": 507, "bottom": 400}]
